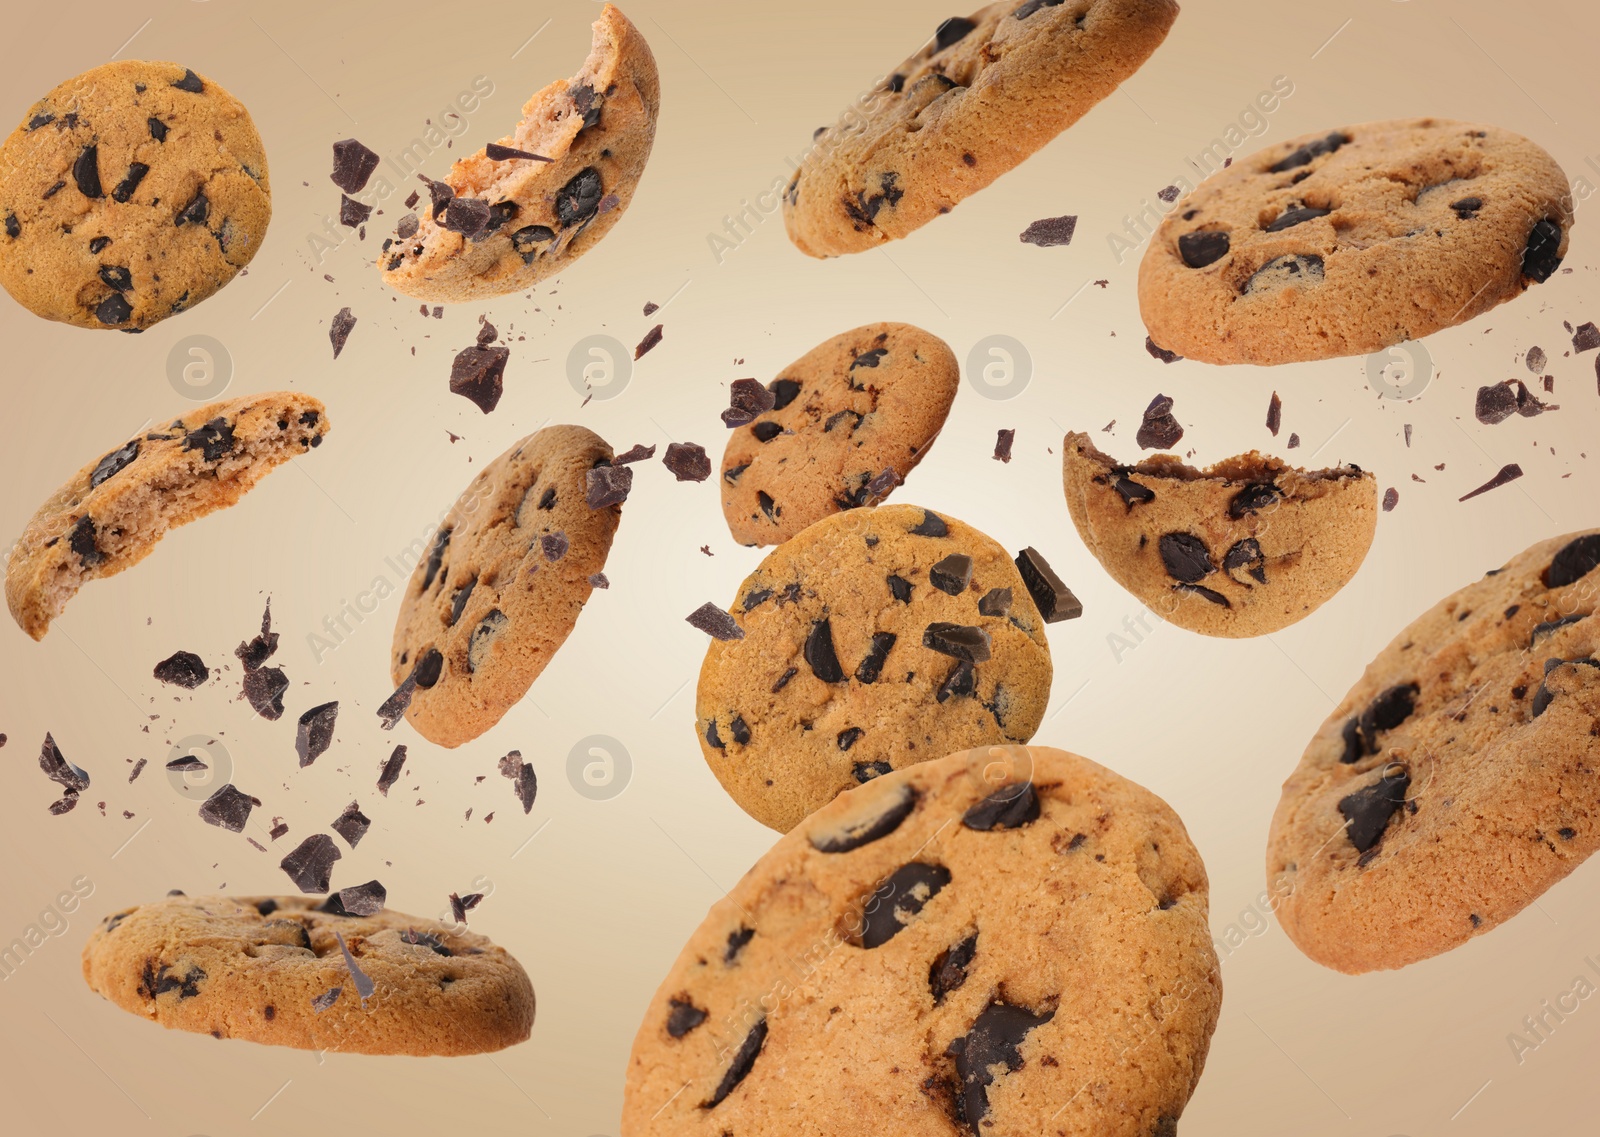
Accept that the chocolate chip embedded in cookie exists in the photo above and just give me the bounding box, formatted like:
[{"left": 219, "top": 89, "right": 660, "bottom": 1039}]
[
  {"left": 0, "top": 60, "right": 270, "bottom": 330},
  {"left": 1062, "top": 432, "right": 1375, "bottom": 637},
  {"left": 388, "top": 425, "right": 622, "bottom": 748},
  {"left": 81, "top": 893, "right": 533, "bottom": 1054},
  {"left": 5, "top": 392, "right": 329, "bottom": 640},
  {"left": 695, "top": 504, "right": 1053, "bottom": 832},
  {"left": 622, "top": 745, "right": 1221, "bottom": 1135},
  {"left": 1138, "top": 117, "right": 1574, "bottom": 364},
  {"left": 782, "top": 0, "right": 1179, "bottom": 257},
  {"left": 720, "top": 323, "right": 959, "bottom": 546},
  {"left": 1268, "top": 530, "right": 1600, "bottom": 973},
  {"left": 378, "top": 4, "right": 658, "bottom": 302}
]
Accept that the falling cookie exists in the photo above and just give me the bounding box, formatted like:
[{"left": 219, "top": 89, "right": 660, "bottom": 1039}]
[
  {"left": 1062, "top": 432, "right": 1376, "bottom": 637},
  {"left": 6, "top": 391, "right": 328, "bottom": 640},
  {"left": 0, "top": 60, "right": 270, "bottom": 330},
  {"left": 378, "top": 4, "right": 658, "bottom": 302},
  {"left": 1268, "top": 530, "right": 1600, "bottom": 973},
  {"left": 389, "top": 425, "right": 622, "bottom": 748},
  {"left": 695, "top": 504, "right": 1053, "bottom": 832},
  {"left": 82, "top": 893, "right": 533, "bottom": 1054},
  {"left": 782, "top": 0, "right": 1179, "bottom": 257},
  {"left": 720, "top": 323, "right": 959, "bottom": 546},
  {"left": 1138, "top": 117, "right": 1573, "bottom": 364},
  {"left": 622, "top": 744, "right": 1221, "bottom": 1135}
]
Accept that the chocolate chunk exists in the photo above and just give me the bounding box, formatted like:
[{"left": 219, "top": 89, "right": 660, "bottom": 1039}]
[
  {"left": 498, "top": 750, "right": 538, "bottom": 814},
  {"left": 854, "top": 632, "right": 898, "bottom": 684},
  {"left": 950, "top": 1001, "right": 1056, "bottom": 1125},
  {"left": 1136, "top": 394, "right": 1184, "bottom": 450},
  {"left": 923, "top": 623, "right": 992, "bottom": 663},
  {"left": 449, "top": 892, "right": 483, "bottom": 923},
  {"left": 768, "top": 377, "right": 801, "bottom": 410},
  {"left": 484, "top": 142, "right": 552, "bottom": 162},
  {"left": 666, "top": 996, "right": 708, "bottom": 1038},
  {"left": 68, "top": 515, "right": 103, "bottom": 566},
  {"left": 993, "top": 429, "right": 1015, "bottom": 463},
  {"left": 140, "top": 961, "right": 207, "bottom": 1001},
  {"left": 1145, "top": 337, "right": 1183, "bottom": 364},
  {"left": 330, "top": 139, "right": 380, "bottom": 193},
  {"left": 1476, "top": 379, "right": 1555, "bottom": 424},
  {"left": 860, "top": 863, "right": 951, "bottom": 949},
  {"left": 662, "top": 442, "right": 711, "bottom": 482},
  {"left": 934, "top": 15, "right": 977, "bottom": 50},
  {"left": 811, "top": 785, "right": 917, "bottom": 854},
  {"left": 174, "top": 189, "right": 209, "bottom": 227},
  {"left": 1177, "top": 230, "right": 1229, "bottom": 267},
  {"left": 541, "top": 532, "right": 568, "bottom": 562},
  {"left": 752, "top": 421, "right": 784, "bottom": 444},
  {"left": 1265, "top": 206, "right": 1329, "bottom": 232},
  {"left": 635, "top": 324, "right": 664, "bottom": 360},
  {"left": 702, "top": 1019, "right": 767, "bottom": 1108},
  {"left": 1533, "top": 658, "right": 1600, "bottom": 718},
  {"left": 331, "top": 801, "right": 370, "bottom": 848},
  {"left": 854, "top": 761, "right": 894, "bottom": 782},
  {"left": 400, "top": 929, "right": 451, "bottom": 955},
  {"left": 1113, "top": 476, "right": 1156, "bottom": 509},
  {"left": 1266, "top": 391, "right": 1282, "bottom": 435},
  {"left": 377, "top": 745, "right": 407, "bottom": 796},
  {"left": 1014, "top": 547, "right": 1081, "bottom": 622},
  {"left": 442, "top": 195, "right": 490, "bottom": 238},
  {"left": 1522, "top": 219, "right": 1564, "bottom": 282},
  {"left": 929, "top": 934, "right": 979, "bottom": 1004},
  {"left": 837, "top": 726, "right": 865, "bottom": 751},
  {"left": 417, "top": 174, "right": 453, "bottom": 219},
  {"left": 1228, "top": 482, "right": 1280, "bottom": 518},
  {"left": 337, "top": 194, "right": 371, "bottom": 229},
  {"left": 757, "top": 490, "right": 778, "bottom": 519},
  {"left": 1223, "top": 538, "right": 1267, "bottom": 585},
  {"left": 295, "top": 701, "right": 339, "bottom": 767},
  {"left": 1531, "top": 614, "right": 1586, "bottom": 643},
  {"left": 1244, "top": 253, "right": 1325, "bottom": 294},
  {"left": 153, "top": 650, "right": 208, "bottom": 688},
  {"left": 329, "top": 307, "right": 357, "bottom": 359},
  {"left": 888, "top": 574, "right": 913, "bottom": 603},
  {"left": 336, "top": 880, "right": 386, "bottom": 917},
  {"left": 909, "top": 510, "right": 949, "bottom": 538},
  {"left": 395, "top": 213, "right": 420, "bottom": 240},
  {"left": 509, "top": 224, "right": 555, "bottom": 262},
  {"left": 1574, "top": 322, "right": 1600, "bottom": 353},
  {"left": 1359, "top": 684, "right": 1418, "bottom": 753},
  {"left": 148, "top": 117, "right": 168, "bottom": 142},
  {"left": 1339, "top": 766, "right": 1410, "bottom": 854},
  {"left": 585, "top": 464, "right": 633, "bottom": 508},
  {"left": 72, "top": 145, "right": 102, "bottom": 198},
  {"left": 242, "top": 666, "right": 288, "bottom": 720},
  {"left": 1450, "top": 196, "right": 1483, "bottom": 220},
  {"left": 721, "top": 377, "right": 775, "bottom": 427},
  {"left": 930, "top": 554, "right": 973, "bottom": 596},
  {"left": 95, "top": 293, "right": 132, "bottom": 325},
  {"left": 4, "top": 213, "right": 18, "bottom": 238},
  {"left": 1019, "top": 215, "right": 1077, "bottom": 247},
  {"left": 555, "top": 167, "right": 604, "bottom": 227},
  {"left": 863, "top": 467, "right": 901, "bottom": 504},
  {"left": 311, "top": 987, "right": 342, "bottom": 1013},
  {"left": 805, "top": 618, "right": 846, "bottom": 681},
  {"left": 86, "top": 440, "right": 139, "bottom": 489},
  {"left": 1160, "top": 533, "right": 1214, "bottom": 584},
  {"left": 1459, "top": 463, "right": 1523, "bottom": 501},
  {"left": 198, "top": 784, "right": 258, "bottom": 832},
  {"left": 1175, "top": 582, "right": 1230, "bottom": 607},
  {"left": 963, "top": 783, "right": 1040, "bottom": 831},
  {"left": 466, "top": 611, "right": 508, "bottom": 674},
  {"left": 937, "top": 659, "right": 976, "bottom": 702},
  {"left": 111, "top": 162, "right": 150, "bottom": 204},
  {"left": 1268, "top": 131, "right": 1344, "bottom": 173},
  {"left": 1014, "top": 0, "right": 1065, "bottom": 17},
  {"left": 1547, "top": 534, "right": 1600, "bottom": 587},
  {"left": 39, "top": 733, "right": 89, "bottom": 793},
  {"left": 184, "top": 417, "right": 235, "bottom": 461},
  {"left": 852, "top": 348, "right": 888, "bottom": 370},
  {"left": 449, "top": 345, "right": 508, "bottom": 413},
  {"left": 687, "top": 602, "right": 744, "bottom": 641},
  {"left": 422, "top": 530, "right": 451, "bottom": 592},
  {"left": 171, "top": 68, "right": 204, "bottom": 93},
  {"left": 166, "top": 753, "right": 206, "bottom": 773}
]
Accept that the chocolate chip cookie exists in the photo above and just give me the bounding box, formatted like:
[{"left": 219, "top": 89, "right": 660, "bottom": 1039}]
[
  {"left": 6, "top": 391, "right": 328, "bottom": 640},
  {"left": 695, "top": 504, "right": 1053, "bottom": 832},
  {"left": 0, "top": 60, "right": 270, "bottom": 330},
  {"left": 1268, "top": 530, "right": 1600, "bottom": 973},
  {"left": 1138, "top": 117, "right": 1573, "bottom": 364},
  {"left": 82, "top": 893, "right": 533, "bottom": 1055},
  {"left": 388, "top": 425, "right": 622, "bottom": 748},
  {"left": 1063, "top": 432, "right": 1376, "bottom": 637},
  {"left": 623, "top": 744, "right": 1221, "bottom": 1135},
  {"left": 783, "top": 0, "right": 1179, "bottom": 257},
  {"left": 721, "top": 323, "right": 959, "bottom": 546},
  {"left": 378, "top": 4, "right": 658, "bottom": 302}
]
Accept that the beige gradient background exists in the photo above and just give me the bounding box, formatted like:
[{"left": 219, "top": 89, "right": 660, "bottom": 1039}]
[{"left": 1, "top": 0, "right": 1597, "bottom": 1132}]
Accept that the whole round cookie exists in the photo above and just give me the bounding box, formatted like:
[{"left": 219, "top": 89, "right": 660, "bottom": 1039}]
[
  {"left": 1063, "top": 432, "right": 1376, "bottom": 637},
  {"left": 82, "top": 893, "right": 533, "bottom": 1055},
  {"left": 721, "top": 323, "right": 959, "bottom": 547},
  {"left": 1138, "top": 117, "right": 1573, "bottom": 365},
  {"left": 389, "top": 425, "right": 622, "bottom": 748},
  {"left": 0, "top": 60, "right": 270, "bottom": 330},
  {"left": 782, "top": 0, "right": 1179, "bottom": 257},
  {"left": 6, "top": 390, "right": 328, "bottom": 640},
  {"left": 696, "top": 504, "right": 1053, "bottom": 832},
  {"left": 623, "top": 744, "right": 1221, "bottom": 1135},
  {"left": 1268, "top": 530, "right": 1600, "bottom": 973},
  {"left": 378, "top": 4, "right": 658, "bottom": 302}
]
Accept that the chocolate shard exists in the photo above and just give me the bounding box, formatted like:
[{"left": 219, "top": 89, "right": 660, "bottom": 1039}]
[
  {"left": 377, "top": 745, "right": 407, "bottom": 795},
  {"left": 243, "top": 666, "right": 289, "bottom": 720},
  {"left": 1459, "top": 463, "right": 1523, "bottom": 501},
  {"left": 962, "top": 783, "right": 1040, "bottom": 831},
  {"left": 702, "top": 1019, "right": 768, "bottom": 1108},
  {"left": 810, "top": 784, "right": 918, "bottom": 854},
  {"left": 335, "top": 880, "right": 386, "bottom": 916},
  {"left": 612, "top": 443, "right": 656, "bottom": 465},
  {"left": 295, "top": 701, "right": 339, "bottom": 767},
  {"left": 90, "top": 440, "right": 140, "bottom": 488},
  {"left": 1114, "top": 476, "right": 1156, "bottom": 509},
  {"left": 39, "top": 733, "right": 90, "bottom": 792},
  {"left": 930, "top": 554, "right": 973, "bottom": 596},
  {"left": 449, "top": 891, "right": 483, "bottom": 924},
  {"left": 909, "top": 510, "right": 949, "bottom": 538},
  {"left": 1014, "top": 547, "right": 1081, "bottom": 622},
  {"left": 339, "top": 194, "right": 372, "bottom": 228},
  {"left": 937, "top": 659, "right": 976, "bottom": 703},
  {"left": 485, "top": 142, "right": 552, "bottom": 162},
  {"left": 331, "top": 139, "right": 380, "bottom": 193},
  {"left": 1019, "top": 215, "right": 1077, "bottom": 247},
  {"left": 860, "top": 862, "right": 951, "bottom": 949},
  {"left": 721, "top": 378, "right": 775, "bottom": 427},
  {"left": 1136, "top": 394, "right": 1184, "bottom": 449},
  {"left": 442, "top": 195, "right": 491, "bottom": 238},
  {"left": 1267, "top": 131, "right": 1345, "bottom": 174},
  {"left": 331, "top": 801, "right": 370, "bottom": 848},
  {"left": 153, "top": 650, "right": 208, "bottom": 688},
  {"left": 198, "top": 784, "right": 258, "bottom": 832},
  {"left": 1145, "top": 337, "right": 1183, "bottom": 364},
  {"left": 1266, "top": 391, "right": 1282, "bottom": 436},
  {"left": 449, "top": 344, "right": 509, "bottom": 414},
  {"left": 923, "top": 623, "right": 992, "bottom": 663},
  {"left": 329, "top": 307, "right": 357, "bottom": 359},
  {"left": 663, "top": 442, "right": 711, "bottom": 482},
  {"left": 498, "top": 750, "right": 538, "bottom": 814},
  {"left": 854, "top": 632, "right": 898, "bottom": 684},
  {"left": 236, "top": 600, "right": 279, "bottom": 669},
  {"left": 635, "top": 324, "right": 664, "bottom": 360},
  {"left": 687, "top": 602, "right": 744, "bottom": 641},
  {"left": 585, "top": 464, "right": 633, "bottom": 508},
  {"left": 1339, "top": 766, "right": 1410, "bottom": 855}
]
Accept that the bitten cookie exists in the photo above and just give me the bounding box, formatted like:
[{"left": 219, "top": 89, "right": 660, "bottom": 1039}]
[
  {"left": 82, "top": 893, "right": 533, "bottom": 1055},
  {"left": 721, "top": 323, "right": 959, "bottom": 546},
  {"left": 6, "top": 391, "right": 328, "bottom": 640},
  {"left": 0, "top": 60, "right": 269, "bottom": 330},
  {"left": 623, "top": 744, "right": 1221, "bottom": 1135},
  {"left": 1138, "top": 118, "right": 1573, "bottom": 364},
  {"left": 378, "top": 4, "right": 658, "bottom": 302},
  {"left": 696, "top": 504, "right": 1053, "bottom": 832},
  {"left": 1268, "top": 531, "right": 1600, "bottom": 973},
  {"left": 389, "top": 425, "right": 621, "bottom": 748},
  {"left": 1063, "top": 432, "right": 1376, "bottom": 637},
  {"left": 782, "top": 0, "right": 1179, "bottom": 257}
]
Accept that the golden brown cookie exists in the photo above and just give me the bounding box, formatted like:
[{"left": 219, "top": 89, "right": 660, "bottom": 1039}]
[
  {"left": 1268, "top": 530, "right": 1600, "bottom": 973},
  {"left": 623, "top": 744, "right": 1221, "bottom": 1135},
  {"left": 6, "top": 391, "right": 328, "bottom": 640},
  {"left": 378, "top": 4, "right": 658, "bottom": 302},
  {"left": 82, "top": 893, "right": 533, "bottom": 1055},
  {"left": 1062, "top": 432, "right": 1376, "bottom": 637},
  {"left": 720, "top": 323, "right": 959, "bottom": 546},
  {"left": 0, "top": 60, "right": 270, "bottom": 330},
  {"left": 1138, "top": 117, "right": 1573, "bottom": 364}
]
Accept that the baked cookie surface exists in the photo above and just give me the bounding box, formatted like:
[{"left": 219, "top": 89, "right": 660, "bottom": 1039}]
[
  {"left": 6, "top": 390, "right": 328, "bottom": 640},
  {"left": 0, "top": 60, "right": 270, "bottom": 330},
  {"left": 378, "top": 4, "right": 658, "bottom": 302},
  {"left": 389, "top": 425, "right": 621, "bottom": 748},
  {"left": 696, "top": 504, "right": 1052, "bottom": 832},
  {"left": 1268, "top": 531, "right": 1600, "bottom": 973},
  {"left": 1063, "top": 432, "right": 1376, "bottom": 637},
  {"left": 623, "top": 744, "right": 1221, "bottom": 1135},
  {"left": 1138, "top": 117, "right": 1573, "bottom": 364},
  {"left": 783, "top": 0, "right": 1179, "bottom": 257},
  {"left": 721, "top": 323, "right": 959, "bottom": 546},
  {"left": 82, "top": 893, "right": 533, "bottom": 1055}
]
